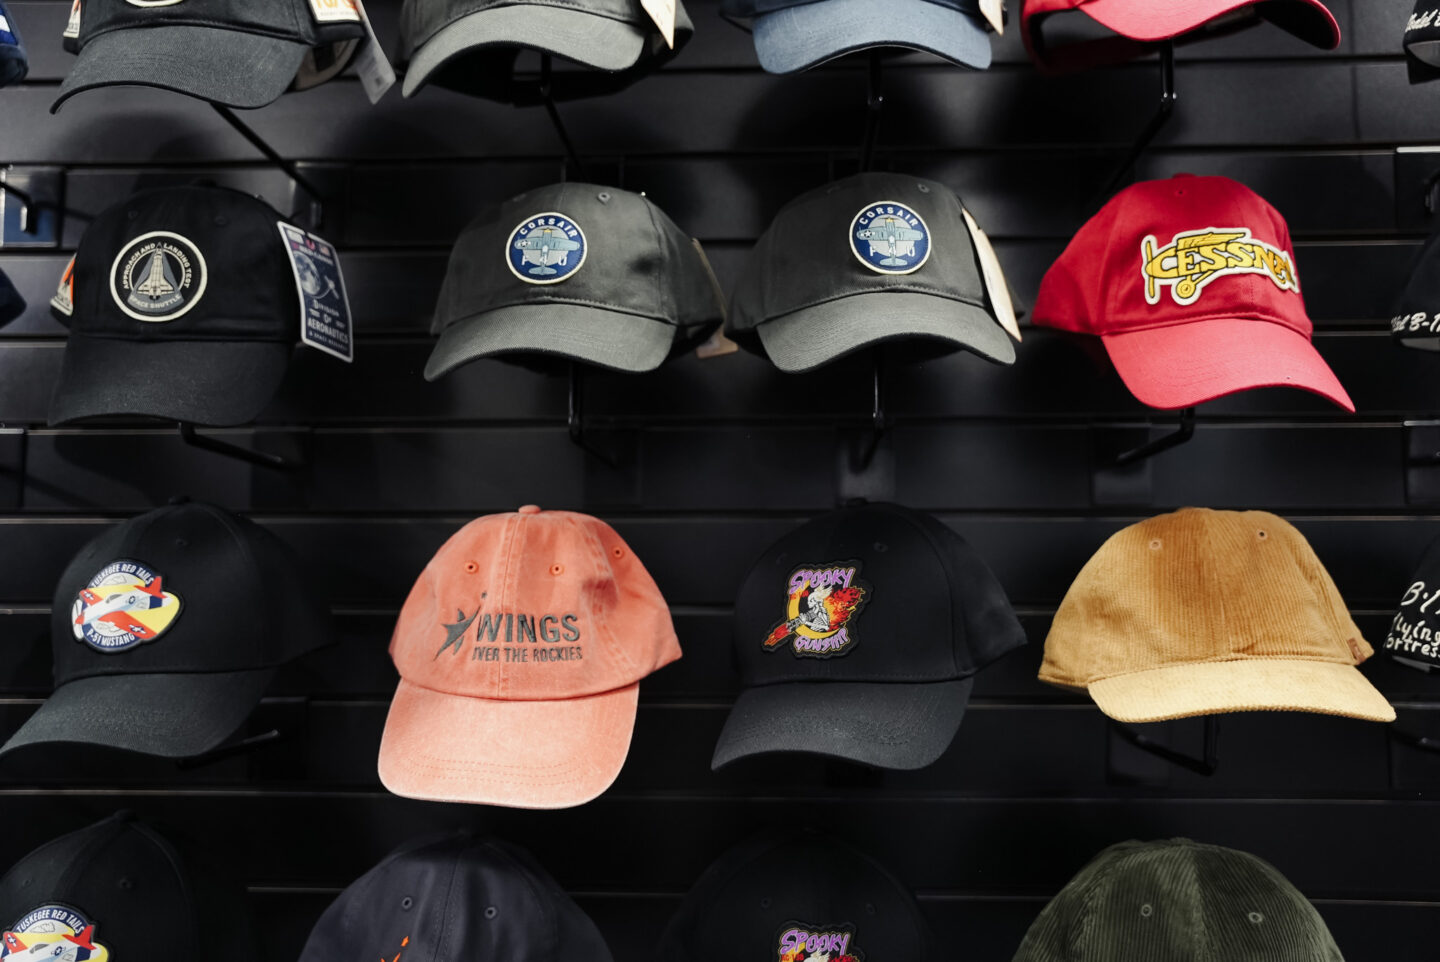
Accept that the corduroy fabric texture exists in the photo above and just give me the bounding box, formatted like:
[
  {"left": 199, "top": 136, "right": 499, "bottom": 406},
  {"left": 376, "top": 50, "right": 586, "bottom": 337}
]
[
  {"left": 1012, "top": 838, "right": 1344, "bottom": 961},
  {"left": 1041, "top": 507, "right": 1395, "bottom": 722}
]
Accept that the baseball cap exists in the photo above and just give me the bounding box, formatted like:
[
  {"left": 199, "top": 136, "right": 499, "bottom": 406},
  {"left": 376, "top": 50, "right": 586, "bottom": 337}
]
[
  {"left": 714, "top": 502, "right": 1026, "bottom": 771},
  {"left": 1391, "top": 222, "right": 1440, "bottom": 349},
  {"left": 0, "top": 266, "right": 24, "bottom": 328},
  {"left": 0, "top": 1, "right": 28, "bottom": 88},
  {"left": 1384, "top": 535, "right": 1440, "bottom": 672},
  {"left": 657, "top": 831, "right": 935, "bottom": 962},
  {"left": 399, "top": 0, "right": 693, "bottom": 101},
  {"left": 0, "top": 811, "right": 259, "bottom": 962},
  {"left": 720, "top": 0, "right": 993, "bottom": 75},
  {"left": 727, "top": 172, "right": 1019, "bottom": 373},
  {"left": 299, "top": 833, "right": 612, "bottom": 962},
  {"left": 426, "top": 183, "right": 724, "bottom": 379},
  {"left": 0, "top": 500, "right": 333, "bottom": 761},
  {"left": 54, "top": 0, "right": 365, "bottom": 111},
  {"left": 1012, "top": 839, "right": 1343, "bottom": 962},
  {"left": 1033, "top": 174, "right": 1353, "bottom": 412},
  {"left": 378, "top": 505, "right": 681, "bottom": 808},
  {"left": 50, "top": 185, "right": 304, "bottom": 427},
  {"left": 1041, "top": 507, "right": 1394, "bottom": 723},
  {"left": 1407, "top": 0, "right": 1440, "bottom": 82},
  {"left": 1022, "top": 0, "right": 1339, "bottom": 72}
]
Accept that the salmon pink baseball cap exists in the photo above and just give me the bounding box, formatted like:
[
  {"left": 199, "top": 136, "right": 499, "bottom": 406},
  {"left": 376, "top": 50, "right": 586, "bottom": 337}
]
[
  {"left": 378, "top": 505, "right": 680, "bottom": 809},
  {"left": 1032, "top": 174, "right": 1352, "bottom": 412}
]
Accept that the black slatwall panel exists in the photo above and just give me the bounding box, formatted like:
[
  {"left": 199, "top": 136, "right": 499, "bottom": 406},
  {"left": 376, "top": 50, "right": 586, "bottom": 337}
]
[{"left": 3, "top": 1, "right": 1440, "bottom": 959}]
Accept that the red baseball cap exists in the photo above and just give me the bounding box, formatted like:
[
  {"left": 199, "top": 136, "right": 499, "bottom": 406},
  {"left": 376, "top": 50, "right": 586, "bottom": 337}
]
[
  {"left": 378, "top": 505, "right": 681, "bottom": 809},
  {"left": 1022, "top": 0, "right": 1339, "bottom": 71},
  {"left": 1032, "top": 175, "right": 1353, "bottom": 412}
]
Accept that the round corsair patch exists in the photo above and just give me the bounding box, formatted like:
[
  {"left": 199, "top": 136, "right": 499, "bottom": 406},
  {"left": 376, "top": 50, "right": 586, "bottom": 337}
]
[
  {"left": 851, "top": 201, "right": 931, "bottom": 275},
  {"left": 506, "top": 213, "right": 586, "bottom": 285},
  {"left": 110, "top": 230, "right": 207, "bottom": 322},
  {"left": 71, "top": 559, "right": 182, "bottom": 653}
]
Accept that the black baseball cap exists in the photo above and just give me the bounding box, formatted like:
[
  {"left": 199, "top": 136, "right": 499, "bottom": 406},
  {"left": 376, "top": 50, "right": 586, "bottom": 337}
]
[
  {"left": 721, "top": 0, "right": 993, "bottom": 74},
  {"left": 727, "top": 172, "right": 1018, "bottom": 373},
  {"left": 0, "top": 500, "right": 332, "bottom": 761},
  {"left": 0, "top": 266, "right": 24, "bottom": 328},
  {"left": 54, "top": 0, "right": 365, "bottom": 111},
  {"left": 427, "top": 182, "right": 724, "bottom": 378},
  {"left": 1012, "top": 839, "right": 1344, "bottom": 961},
  {"left": 0, "top": 811, "right": 259, "bottom": 962},
  {"left": 1392, "top": 222, "right": 1440, "bottom": 350},
  {"left": 399, "top": 0, "right": 693, "bottom": 102},
  {"left": 1385, "top": 534, "right": 1440, "bottom": 672},
  {"left": 657, "top": 831, "right": 934, "bottom": 962},
  {"left": 1408, "top": 0, "right": 1440, "bottom": 83},
  {"left": 714, "top": 502, "right": 1026, "bottom": 771},
  {"left": 0, "top": 1, "right": 28, "bottom": 89},
  {"left": 50, "top": 185, "right": 301, "bottom": 427},
  {"left": 298, "top": 832, "right": 613, "bottom": 962}
]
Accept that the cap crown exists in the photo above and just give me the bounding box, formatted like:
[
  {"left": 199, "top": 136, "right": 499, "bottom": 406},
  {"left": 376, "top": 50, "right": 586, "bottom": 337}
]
[
  {"left": 50, "top": 500, "right": 332, "bottom": 684},
  {"left": 733, "top": 503, "right": 1025, "bottom": 686},
  {"left": 402, "top": 0, "right": 651, "bottom": 58},
  {"left": 1042, "top": 508, "right": 1368, "bottom": 689},
  {"left": 391, "top": 508, "right": 680, "bottom": 699},
  {"left": 1034, "top": 175, "right": 1310, "bottom": 339},
  {"left": 657, "top": 832, "right": 933, "bottom": 962},
  {"left": 0, "top": 812, "right": 258, "bottom": 962},
  {"left": 66, "top": 186, "right": 296, "bottom": 344},
  {"left": 298, "top": 834, "right": 612, "bottom": 962},
  {"left": 1012, "top": 839, "right": 1344, "bottom": 961},
  {"left": 433, "top": 182, "right": 722, "bottom": 339},
  {"left": 728, "top": 172, "right": 987, "bottom": 333},
  {"left": 69, "top": 0, "right": 360, "bottom": 47}
]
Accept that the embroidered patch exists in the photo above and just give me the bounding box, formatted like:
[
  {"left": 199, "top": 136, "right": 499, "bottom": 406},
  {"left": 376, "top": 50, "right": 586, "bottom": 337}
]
[
  {"left": 776, "top": 922, "right": 863, "bottom": 962},
  {"left": 1141, "top": 227, "right": 1299, "bottom": 306},
  {"left": 763, "top": 561, "right": 870, "bottom": 658},
  {"left": 109, "top": 231, "right": 207, "bottom": 322},
  {"left": 1387, "top": 578, "right": 1440, "bottom": 670},
  {"left": 507, "top": 213, "right": 586, "bottom": 285},
  {"left": 435, "top": 600, "right": 584, "bottom": 664},
  {"left": 71, "top": 559, "right": 182, "bottom": 653},
  {"left": 2, "top": 904, "right": 111, "bottom": 961},
  {"left": 851, "top": 201, "right": 930, "bottom": 275}
]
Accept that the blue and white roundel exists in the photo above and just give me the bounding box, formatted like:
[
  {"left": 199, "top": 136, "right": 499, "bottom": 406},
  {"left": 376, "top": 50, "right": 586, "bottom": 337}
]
[
  {"left": 851, "top": 201, "right": 931, "bottom": 275},
  {"left": 507, "top": 213, "right": 587, "bottom": 285}
]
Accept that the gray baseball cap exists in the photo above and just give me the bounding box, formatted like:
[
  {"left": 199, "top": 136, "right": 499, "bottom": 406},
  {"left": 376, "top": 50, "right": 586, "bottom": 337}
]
[
  {"left": 727, "top": 171, "right": 1018, "bottom": 373},
  {"left": 399, "top": 0, "right": 693, "bottom": 101},
  {"left": 426, "top": 182, "right": 724, "bottom": 379}
]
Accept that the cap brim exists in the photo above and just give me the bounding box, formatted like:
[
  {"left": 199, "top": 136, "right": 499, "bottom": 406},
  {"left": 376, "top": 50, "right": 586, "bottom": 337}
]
[
  {"left": 1079, "top": 0, "right": 1339, "bottom": 47},
  {"left": 49, "top": 331, "right": 292, "bottom": 427},
  {"left": 752, "top": 0, "right": 993, "bottom": 74},
  {"left": 52, "top": 24, "right": 309, "bottom": 111},
  {"left": 711, "top": 678, "right": 973, "bottom": 770},
  {"left": 377, "top": 677, "right": 638, "bottom": 809},
  {"left": 402, "top": 5, "right": 647, "bottom": 96},
  {"left": 756, "top": 291, "right": 1015, "bottom": 373},
  {"left": 0, "top": 668, "right": 275, "bottom": 760},
  {"left": 425, "top": 303, "right": 676, "bottom": 379},
  {"left": 1100, "top": 317, "right": 1353, "bottom": 412},
  {"left": 1088, "top": 658, "right": 1395, "bottom": 723}
]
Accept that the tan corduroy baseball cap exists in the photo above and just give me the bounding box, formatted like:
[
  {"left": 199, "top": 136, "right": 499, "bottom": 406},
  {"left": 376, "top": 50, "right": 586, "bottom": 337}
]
[{"left": 1041, "top": 508, "right": 1394, "bottom": 723}]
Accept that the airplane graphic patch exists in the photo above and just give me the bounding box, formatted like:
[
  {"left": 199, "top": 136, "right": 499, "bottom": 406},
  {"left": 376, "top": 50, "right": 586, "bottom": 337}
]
[
  {"left": 851, "top": 200, "right": 931, "bottom": 275},
  {"left": 763, "top": 561, "right": 870, "bottom": 658},
  {"left": 1, "top": 904, "right": 110, "bottom": 961},
  {"left": 72, "top": 559, "right": 182, "bottom": 653},
  {"left": 110, "top": 230, "right": 207, "bottom": 323},
  {"left": 1141, "top": 226, "right": 1299, "bottom": 306},
  {"left": 776, "top": 922, "right": 863, "bottom": 962},
  {"left": 507, "top": 212, "right": 586, "bottom": 285}
]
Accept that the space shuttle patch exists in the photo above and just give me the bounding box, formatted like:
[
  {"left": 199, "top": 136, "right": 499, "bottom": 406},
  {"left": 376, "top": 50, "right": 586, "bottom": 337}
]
[
  {"left": 851, "top": 201, "right": 930, "bottom": 276},
  {"left": 110, "top": 231, "right": 206, "bottom": 323},
  {"left": 278, "top": 222, "right": 354, "bottom": 363},
  {"left": 507, "top": 213, "right": 586, "bottom": 285}
]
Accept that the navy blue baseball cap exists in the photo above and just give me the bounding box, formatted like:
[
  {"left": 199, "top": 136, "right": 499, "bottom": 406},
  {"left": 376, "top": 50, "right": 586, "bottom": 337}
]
[
  {"left": 0, "top": 1, "right": 26, "bottom": 88},
  {"left": 0, "top": 267, "right": 24, "bottom": 328},
  {"left": 722, "top": 0, "right": 994, "bottom": 74}
]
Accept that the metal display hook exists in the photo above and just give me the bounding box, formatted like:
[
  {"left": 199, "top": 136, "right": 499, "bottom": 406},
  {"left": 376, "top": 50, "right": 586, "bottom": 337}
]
[
  {"left": 855, "top": 353, "right": 887, "bottom": 469},
  {"left": 211, "top": 104, "right": 325, "bottom": 227},
  {"left": 1098, "top": 41, "right": 1177, "bottom": 201},
  {"left": 538, "top": 55, "right": 589, "bottom": 182},
  {"left": 1390, "top": 726, "right": 1440, "bottom": 755},
  {"left": 567, "top": 362, "right": 618, "bottom": 465},
  {"left": 859, "top": 50, "right": 885, "bottom": 172},
  {"left": 178, "top": 422, "right": 305, "bottom": 471},
  {"left": 1111, "top": 406, "right": 1196, "bottom": 467},
  {"left": 1111, "top": 715, "right": 1219, "bottom": 777}
]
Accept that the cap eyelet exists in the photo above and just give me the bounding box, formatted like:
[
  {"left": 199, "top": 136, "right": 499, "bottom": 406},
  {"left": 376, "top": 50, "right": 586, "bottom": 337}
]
[
  {"left": 1140, "top": 903, "right": 1153, "bottom": 918},
  {"left": 174, "top": 538, "right": 189, "bottom": 548},
  {"left": 916, "top": 183, "right": 931, "bottom": 193},
  {"left": 1248, "top": 911, "right": 1264, "bottom": 924},
  {"left": 597, "top": 192, "right": 611, "bottom": 203},
  {"left": 864, "top": 902, "right": 876, "bottom": 916},
  {"left": 401, "top": 896, "right": 414, "bottom": 910},
  {"left": 117, "top": 877, "right": 134, "bottom": 891},
  {"left": 127, "top": 210, "right": 139, "bottom": 220},
  {"left": 759, "top": 897, "right": 772, "bottom": 909},
  {"left": 484, "top": 906, "right": 499, "bottom": 920},
  {"left": 1256, "top": 530, "right": 1268, "bottom": 540},
  {"left": 611, "top": 546, "right": 625, "bottom": 559},
  {"left": 1149, "top": 539, "right": 1162, "bottom": 551},
  {"left": 464, "top": 561, "right": 479, "bottom": 574},
  {"left": 873, "top": 541, "right": 889, "bottom": 553},
  {"left": 550, "top": 563, "right": 565, "bottom": 576},
  {"left": 214, "top": 215, "right": 228, "bottom": 227}
]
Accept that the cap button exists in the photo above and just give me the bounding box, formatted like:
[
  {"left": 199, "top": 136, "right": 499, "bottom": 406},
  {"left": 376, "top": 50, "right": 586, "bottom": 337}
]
[{"left": 517, "top": 504, "right": 541, "bottom": 515}]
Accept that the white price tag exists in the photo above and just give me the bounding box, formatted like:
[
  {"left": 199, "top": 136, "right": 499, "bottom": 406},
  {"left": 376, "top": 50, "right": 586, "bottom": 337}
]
[
  {"left": 277, "top": 223, "right": 355, "bottom": 363},
  {"left": 352, "top": 0, "right": 396, "bottom": 104},
  {"left": 979, "top": 0, "right": 1005, "bottom": 34},
  {"left": 962, "top": 208, "right": 1020, "bottom": 343},
  {"left": 641, "top": 0, "right": 676, "bottom": 48},
  {"left": 63, "top": 0, "right": 82, "bottom": 39}
]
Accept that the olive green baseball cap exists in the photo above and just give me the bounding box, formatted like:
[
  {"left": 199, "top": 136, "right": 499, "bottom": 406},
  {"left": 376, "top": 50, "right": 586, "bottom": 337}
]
[{"left": 1013, "top": 839, "right": 1344, "bottom": 961}]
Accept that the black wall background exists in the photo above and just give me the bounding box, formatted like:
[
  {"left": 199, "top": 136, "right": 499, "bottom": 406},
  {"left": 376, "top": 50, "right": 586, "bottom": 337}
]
[{"left": 3, "top": 1, "right": 1440, "bottom": 958}]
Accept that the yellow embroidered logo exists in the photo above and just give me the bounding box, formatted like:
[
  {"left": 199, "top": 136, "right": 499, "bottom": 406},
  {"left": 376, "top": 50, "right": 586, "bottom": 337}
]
[{"left": 1140, "top": 227, "right": 1299, "bottom": 306}]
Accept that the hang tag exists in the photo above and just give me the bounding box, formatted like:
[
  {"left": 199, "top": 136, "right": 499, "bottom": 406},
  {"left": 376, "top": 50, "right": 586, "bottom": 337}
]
[
  {"left": 308, "top": 0, "right": 362, "bottom": 23},
  {"left": 641, "top": 0, "right": 676, "bottom": 48},
  {"left": 50, "top": 256, "right": 75, "bottom": 317},
  {"left": 352, "top": 0, "right": 396, "bottom": 103},
  {"left": 979, "top": 0, "right": 1005, "bottom": 34},
  {"left": 691, "top": 238, "right": 738, "bottom": 359},
  {"left": 962, "top": 207, "right": 1021, "bottom": 342},
  {"left": 63, "top": 0, "right": 82, "bottom": 39},
  {"left": 277, "top": 223, "right": 354, "bottom": 363}
]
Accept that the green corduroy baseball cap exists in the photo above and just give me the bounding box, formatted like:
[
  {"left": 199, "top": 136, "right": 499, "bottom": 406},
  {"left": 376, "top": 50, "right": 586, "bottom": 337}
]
[{"left": 1012, "top": 839, "right": 1344, "bottom": 961}]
